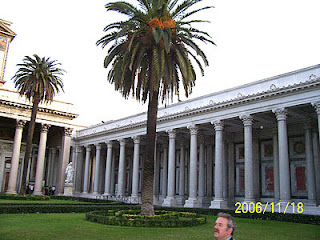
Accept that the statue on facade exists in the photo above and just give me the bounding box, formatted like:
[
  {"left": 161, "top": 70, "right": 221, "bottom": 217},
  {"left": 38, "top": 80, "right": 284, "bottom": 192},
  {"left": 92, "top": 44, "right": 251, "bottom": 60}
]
[{"left": 65, "top": 162, "right": 74, "bottom": 184}]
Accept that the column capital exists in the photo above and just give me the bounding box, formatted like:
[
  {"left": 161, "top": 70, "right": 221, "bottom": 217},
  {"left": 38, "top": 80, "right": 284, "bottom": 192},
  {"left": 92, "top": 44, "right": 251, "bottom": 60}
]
[
  {"left": 118, "top": 138, "right": 126, "bottom": 146},
  {"left": 40, "top": 123, "right": 50, "bottom": 133},
  {"left": 273, "top": 108, "right": 288, "bottom": 121},
  {"left": 132, "top": 136, "right": 140, "bottom": 144},
  {"left": 85, "top": 145, "right": 91, "bottom": 152},
  {"left": 211, "top": 120, "right": 224, "bottom": 131},
  {"left": 312, "top": 102, "right": 320, "bottom": 114},
  {"left": 95, "top": 143, "right": 102, "bottom": 151},
  {"left": 75, "top": 146, "right": 82, "bottom": 153},
  {"left": 187, "top": 124, "right": 198, "bottom": 135},
  {"left": 15, "top": 119, "right": 26, "bottom": 129},
  {"left": 166, "top": 129, "right": 176, "bottom": 139},
  {"left": 105, "top": 140, "right": 113, "bottom": 146},
  {"left": 63, "top": 127, "right": 73, "bottom": 137},
  {"left": 240, "top": 115, "right": 253, "bottom": 126}
]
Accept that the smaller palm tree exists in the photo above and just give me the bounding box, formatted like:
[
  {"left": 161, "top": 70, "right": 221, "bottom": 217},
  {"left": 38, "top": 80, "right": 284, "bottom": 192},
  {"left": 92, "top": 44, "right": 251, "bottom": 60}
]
[{"left": 12, "top": 54, "right": 65, "bottom": 194}]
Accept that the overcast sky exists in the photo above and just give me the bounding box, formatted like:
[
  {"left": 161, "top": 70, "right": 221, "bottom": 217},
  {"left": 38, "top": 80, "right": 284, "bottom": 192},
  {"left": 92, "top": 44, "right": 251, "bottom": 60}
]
[{"left": 1, "top": 0, "right": 320, "bottom": 127}]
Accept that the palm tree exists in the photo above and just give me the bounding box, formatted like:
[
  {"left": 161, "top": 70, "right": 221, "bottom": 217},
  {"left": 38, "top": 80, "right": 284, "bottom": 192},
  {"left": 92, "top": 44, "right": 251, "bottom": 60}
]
[
  {"left": 97, "top": 0, "right": 214, "bottom": 215},
  {"left": 12, "top": 54, "right": 65, "bottom": 194}
]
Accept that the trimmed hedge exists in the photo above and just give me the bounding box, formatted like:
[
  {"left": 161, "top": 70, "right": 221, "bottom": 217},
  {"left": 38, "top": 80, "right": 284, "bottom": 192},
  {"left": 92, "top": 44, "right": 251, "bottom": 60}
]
[
  {"left": 155, "top": 206, "right": 320, "bottom": 225},
  {"left": 0, "top": 204, "right": 139, "bottom": 214},
  {"left": 50, "top": 195, "right": 125, "bottom": 204},
  {"left": 86, "top": 210, "right": 207, "bottom": 227},
  {"left": 0, "top": 194, "right": 50, "bottom": 201}
]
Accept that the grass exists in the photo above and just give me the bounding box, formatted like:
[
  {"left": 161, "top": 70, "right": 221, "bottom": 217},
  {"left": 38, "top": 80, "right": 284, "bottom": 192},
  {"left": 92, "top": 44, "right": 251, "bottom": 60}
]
[{"left": 0, "top": 213, "right": 319, "bottom": 240}]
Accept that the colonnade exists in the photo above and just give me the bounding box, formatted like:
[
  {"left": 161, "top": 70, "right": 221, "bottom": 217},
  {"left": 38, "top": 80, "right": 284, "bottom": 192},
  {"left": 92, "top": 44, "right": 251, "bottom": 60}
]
[
  {"left": 74, "top": 104, "right": 320, "bottom": 207},
  {"left": 5, "top": 122, "right": 72, "bottom": 195}
]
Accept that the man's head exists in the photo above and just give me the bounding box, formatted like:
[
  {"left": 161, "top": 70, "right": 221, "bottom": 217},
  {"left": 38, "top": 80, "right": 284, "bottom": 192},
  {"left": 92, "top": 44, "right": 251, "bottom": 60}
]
[{"left": 213, "top": 212, "right": 236, "bottom": 240}]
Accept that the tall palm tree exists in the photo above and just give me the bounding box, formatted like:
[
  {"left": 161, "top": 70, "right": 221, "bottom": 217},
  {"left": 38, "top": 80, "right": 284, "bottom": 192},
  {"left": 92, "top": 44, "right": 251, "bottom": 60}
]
[
  {"left": 12, "top": 54, "right": 65, "bottom": 194},
  {"left": 97, "top": 0, "right": 214, "bottom": 215}
]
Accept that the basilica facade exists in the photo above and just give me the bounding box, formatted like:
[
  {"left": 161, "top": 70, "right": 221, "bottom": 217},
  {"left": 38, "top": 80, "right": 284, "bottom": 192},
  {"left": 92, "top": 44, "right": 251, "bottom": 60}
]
[{"left": 71, "top": 64, "right": 320, "bottom": 208}]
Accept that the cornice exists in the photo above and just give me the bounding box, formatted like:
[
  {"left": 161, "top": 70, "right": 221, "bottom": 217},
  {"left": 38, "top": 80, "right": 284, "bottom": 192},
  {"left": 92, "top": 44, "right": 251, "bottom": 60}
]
[
  {"left": 0, "top": 99, "right": 78, "bottom": 119},
  {"left": 76, "top": 75, "right": 320, "bottom": 140}
]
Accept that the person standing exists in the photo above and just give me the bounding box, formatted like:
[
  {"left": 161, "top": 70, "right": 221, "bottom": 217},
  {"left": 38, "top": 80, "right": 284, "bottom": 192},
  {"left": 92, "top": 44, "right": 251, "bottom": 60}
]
[{"left": 214, "top": 212, "right": 237, "bottom": 240}]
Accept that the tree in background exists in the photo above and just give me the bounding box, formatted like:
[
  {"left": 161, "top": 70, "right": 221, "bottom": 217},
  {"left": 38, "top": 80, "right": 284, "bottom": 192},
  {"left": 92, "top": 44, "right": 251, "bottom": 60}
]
[
  {"left": 97, "top": 0, "right": 214, "bottom": 215},
  {"left": 12, "top": 54, "right": 65, "bottom": 194}
]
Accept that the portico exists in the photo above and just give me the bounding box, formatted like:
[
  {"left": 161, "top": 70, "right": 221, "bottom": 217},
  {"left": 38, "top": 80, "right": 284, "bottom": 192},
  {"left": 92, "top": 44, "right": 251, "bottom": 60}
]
[{"left": 72, "top": 65, "right": 320, "bottom": 208}]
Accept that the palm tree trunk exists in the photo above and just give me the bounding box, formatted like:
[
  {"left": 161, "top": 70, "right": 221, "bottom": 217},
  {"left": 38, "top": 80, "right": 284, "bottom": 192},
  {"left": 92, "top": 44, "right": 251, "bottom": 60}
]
[
  {"left": 19, "top": 95, "right": 40, "bottom": 194},
  {"left": 141, "top": 90, "right": 159, "bottom": 215}
]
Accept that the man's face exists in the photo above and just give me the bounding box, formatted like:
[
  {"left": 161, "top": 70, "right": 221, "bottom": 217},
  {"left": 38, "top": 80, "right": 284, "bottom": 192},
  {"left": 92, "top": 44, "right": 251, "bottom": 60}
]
[{"left": 213, "top": 217, "right": 232, "bottom": 240}]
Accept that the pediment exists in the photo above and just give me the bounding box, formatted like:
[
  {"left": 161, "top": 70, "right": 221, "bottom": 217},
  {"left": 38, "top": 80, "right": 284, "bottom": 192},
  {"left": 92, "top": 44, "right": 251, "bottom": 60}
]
[{"left": 0, "top": 19, "right": 16, "bottom": 39}]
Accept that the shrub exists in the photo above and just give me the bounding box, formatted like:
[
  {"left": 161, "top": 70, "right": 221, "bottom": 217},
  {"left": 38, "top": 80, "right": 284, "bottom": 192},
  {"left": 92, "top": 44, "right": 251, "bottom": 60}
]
[
  {"left": 155, "top": 206, "right": 320, "bottom": 225},
  {"left": 0, "top": 204, "right": 139, "bottom": 214},
  {"left": 86, "top": 210, "right": 207, "bottom": 228},
  {"left": 0, "top": 194, "right": 50, "bottom": 201}
]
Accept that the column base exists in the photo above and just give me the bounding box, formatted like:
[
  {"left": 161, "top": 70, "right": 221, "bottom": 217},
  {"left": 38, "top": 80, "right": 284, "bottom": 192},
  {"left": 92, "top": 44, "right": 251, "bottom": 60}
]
[
  {"left": 176, "top": 196, "right": 185, "bottom": 206},
  {"left": 153, "top": 195, "right": 160, "bottom": 205},
  {"left": 184, "top": 197, "right": 198, "bottom": 208},
  {"left": 162, "top": 196, "right": 177, "bottom": 207},
  {"left": 197, "top": 196, "right": 210, "bottom": 207},
  {"left": 131, "top": 195, "right": 140, "bottom": 204},
  {"left": 209, "top": 198, "right": 228, "bottom": 209},
  {"left": 305, "top": 200, "right": 317, "bottom": 206},
  {"left": 5, "top": 190, "right": 17, "bottom": 195},
  {"left": 32, "top": 191, "right": 43, "bottom": 196},
  {"left": 243, "top": 198, "right": 256, "bottom": 203}
]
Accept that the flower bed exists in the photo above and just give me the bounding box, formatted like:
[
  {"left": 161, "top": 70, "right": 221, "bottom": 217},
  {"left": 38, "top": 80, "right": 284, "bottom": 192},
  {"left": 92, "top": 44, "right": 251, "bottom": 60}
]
[{"left": 86, "top": 210, "right": 207, "bottom": 227}]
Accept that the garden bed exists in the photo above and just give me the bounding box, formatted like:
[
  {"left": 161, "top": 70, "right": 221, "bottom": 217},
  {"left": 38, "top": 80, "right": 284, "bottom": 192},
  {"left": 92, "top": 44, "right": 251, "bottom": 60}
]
[{"left": 86, "top": 209, "right": 207, "bottom": 227}]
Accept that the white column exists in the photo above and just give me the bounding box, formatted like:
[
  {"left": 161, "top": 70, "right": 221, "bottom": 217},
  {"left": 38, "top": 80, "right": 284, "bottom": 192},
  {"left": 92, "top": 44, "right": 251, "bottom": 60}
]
[
  {"left": 161, "top": 144, "right": 168, "bottom": 198},
  {"left": 312, "top": 131, "right": 320, "bottom": 201},
  {"left": 227, "top": 136, "right": 235, "bottom": 203},
  {"left": 210, "top": 120, "right": 228, "bottom": 208},
  {"left": 163, "top": 129, "right": 177, "bottom": 207},
  {"left": 33, "top": 124, "right": 50, "bottom": 195},
  {"left": 82, "top": 145, "right": 91, "bottom": 194},
  {"left": 57, "top": 128, "right": 72, "bottom": 195},
  {"left": 153, "top": 143, "right": 161, "bottom": 204},
  {"left": 131, "top": 136, "right": 140, "bottom": 203},
  {"left": 312, "top": 102, "right": 320, "bottom": 201},
  {"left": 313, "top": 102, "right": 320, "bottom": 144},
  {"left": 110, "top": 151, "right": 116, "bottom": 195},
  {"left": 272, "top": 128, "right": 280, "bottom": 201},
  {"left": 103, "top": 141, "right": 113, "bottom": 196},
  {"left": 305, "top": 123, "right": 316, "bottom": 204},
  {"left": 241, "top": 115, "right": 255, "bottom": 202},
  {"left": 184, "top": 125, "right": 198, "bottom": 208},
  {"left": 50, "top": 148, "right": 58, "bottom": 188},
  {"left": 273, "top": 108, "right": 291, "bottom": 202},
  {"left": 93, "top": 144, "right": 102, "bottom": 195},
  {"left": 206, "top": 142, "right": 213, "bottom": 200},
  {"left": 198, "top": 135, "right": 205, "bottom": 206},
  {"left": 6, "top": 120, "right": 26, "bottom": 194},
  {"left": 177, "top": 139, "right": 185, "bottom": 205},
  {"left": 117, "top": 139, "right": 126, "bottom": 196},
  {"left": 73, "top": 146, "right": 83, "bottom": 194}
]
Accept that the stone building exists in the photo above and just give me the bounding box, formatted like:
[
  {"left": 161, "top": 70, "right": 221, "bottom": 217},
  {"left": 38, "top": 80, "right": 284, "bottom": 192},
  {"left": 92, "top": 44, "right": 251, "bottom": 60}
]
[
  {"left": 0, "top": 19, "right": 80, "bottom": 195},
  {"left": 72, "top": 65, "right": 320, "bottom": 208}
]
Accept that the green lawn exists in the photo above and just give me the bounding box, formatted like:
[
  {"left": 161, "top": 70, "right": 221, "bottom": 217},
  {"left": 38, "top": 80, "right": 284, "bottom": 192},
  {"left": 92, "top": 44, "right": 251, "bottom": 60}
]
[{"left": 0, "top": 213, "right": 319, "bottom": 240}]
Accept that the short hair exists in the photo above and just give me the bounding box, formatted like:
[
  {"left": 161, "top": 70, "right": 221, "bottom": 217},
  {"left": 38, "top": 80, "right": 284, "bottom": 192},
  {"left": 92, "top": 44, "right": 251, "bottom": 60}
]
[{"left": 217, "top": 212, "right": 237, "bottom": 235}]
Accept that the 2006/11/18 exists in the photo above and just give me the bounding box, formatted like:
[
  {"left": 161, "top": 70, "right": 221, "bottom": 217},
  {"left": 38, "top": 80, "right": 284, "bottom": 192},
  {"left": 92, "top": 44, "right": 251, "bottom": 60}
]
[{"left": 234, "top": 202, "right": 304, "bottom": 214}]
